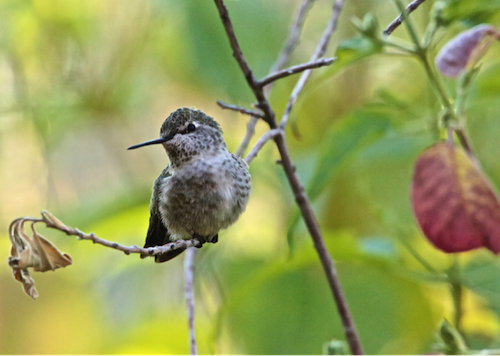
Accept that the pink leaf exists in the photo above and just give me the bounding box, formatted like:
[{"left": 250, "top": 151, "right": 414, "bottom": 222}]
[
  {"left": 436, "top": 24, "right": 499, "bottom": 78},
  {"left": 411, "top": 142, "right": 500, "bottom": 254}
]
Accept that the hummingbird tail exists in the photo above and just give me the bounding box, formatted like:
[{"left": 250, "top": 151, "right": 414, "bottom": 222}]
[{"left": 155, "top": 248, "right": 185, "bottom": 263}]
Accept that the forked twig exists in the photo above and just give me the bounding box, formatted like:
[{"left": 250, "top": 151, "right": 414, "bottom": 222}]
[
  {"left": 244, "top": 128, "right": 283, "bottom": 164},
  {"left": 280, "top": 0, "right": 345, "bottom": 129},
  {"left": 213, "top": 0, "right": 364, "bottom": 354},
  {"left": 235, "top": 0, "right": 317, "bottom": 157}
]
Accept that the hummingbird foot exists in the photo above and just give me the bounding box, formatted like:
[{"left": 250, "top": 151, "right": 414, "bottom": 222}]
[
  {"left": 191, "top": 233, "right": 218, "bottom": 247},
  {"left": 192, "top": 233, "right": 206, "bottom": 248}
]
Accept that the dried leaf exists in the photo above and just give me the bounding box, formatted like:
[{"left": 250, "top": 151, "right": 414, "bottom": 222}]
[
  {"left": 436, "top": 24, "right": 499, "bottom": 77},
  {"left": 411, "top": 142, "right": 500, "bottom": 253},
  {"left": 8, "top": 216, "right": 73, "bottom": 299}
]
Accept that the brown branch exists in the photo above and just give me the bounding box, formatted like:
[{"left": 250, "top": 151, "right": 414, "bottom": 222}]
[
  {"left": 383, "top": 0, "right": 427, "bottom": 36},
  {"left": 216, "top": 100, "right": 263, "bottom": 118},
  {"left": 213, "top": 0, "right": 364, "bottom": 354},
  {"left": 25, "top": 210, "right": 202, "bottom": 256},
  {"left": 235, "top": 0, "right": 316, "bottom": 157},
  {"left": 244, "top": 128, "right": 283, "bottom": 164},
  {"left": 280, "top": 0, "right": 344, "bottom": 129},
  {"left": 184, "top": 248, "right": 198, "bottom": 355},
  {"left": 258, "top": 58, "right": 335, "bottom": 88}
]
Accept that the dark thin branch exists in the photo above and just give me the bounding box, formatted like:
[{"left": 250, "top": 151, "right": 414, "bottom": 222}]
[
  {"left": 214, "top": 0, "right": 276, "bottom": 129},
  {"left": 21, "top": 210, "right": 202, "bottom": 257},
  {"left": 235, "top": 0, "right": 315, "bottom": 157},
  {"left": 184, "top": 248, "right": 198, "bottom": 355},
  {"left": 216, "top": 100, "right": 263, "bottom": 118},
  {"left": 213, "top": 0, "right": 258, "bottom": 89},
  {"left": 213, "top": 0, "right": 364, "bottom": 354},
  {"left": 280, "top": 0, "right": 344, "bottom": 129},
  {"left": 244, "top": 128, "right": 283, "bottom": 164},
  {"left": 258, "top": 58, "right": 335, "bottom": 88},
  {"left": 383, "top": 0, "right": 427, "bottom": 36}
]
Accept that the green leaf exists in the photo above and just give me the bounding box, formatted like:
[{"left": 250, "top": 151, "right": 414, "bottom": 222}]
[
  {"left": 287, "top": 107, "right": 394, "bottom": 248},
  {"left": 307, "top": 109, "right": 394, "bottom": 202},
  {"left": 440, "top": 0, "right": 500, "bottom": 25},
  {"left": 461, "top": 255, "right": 500, "bottom": 315},
  {"left": 334, "top": 35, "right": 383, "bottom": 70},
  {"left": 218, "top": 234, "right": 437, "bottom": 354}
]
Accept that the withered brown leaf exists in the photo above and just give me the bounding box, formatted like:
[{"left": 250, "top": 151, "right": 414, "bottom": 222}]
[{"left": 8, "top": 217, "right": 73, "bottom": 299}]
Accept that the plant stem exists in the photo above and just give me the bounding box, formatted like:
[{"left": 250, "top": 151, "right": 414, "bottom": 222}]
[
  {"left": 184, "top": 248, "right": 198, "bottom": 355},
  {"left": 448, "top": 256, "right": 463, "bottom": 333}
]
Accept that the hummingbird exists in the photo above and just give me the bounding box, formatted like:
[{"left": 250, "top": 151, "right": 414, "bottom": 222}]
[{"left": 128, "top": 108, "right": 251, "bottom": 262}]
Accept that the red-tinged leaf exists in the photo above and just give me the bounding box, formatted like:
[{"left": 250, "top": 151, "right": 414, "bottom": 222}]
[
  {"left": 411, "top": 142, "right": 500, "bottom": 254},
  {"left": 435, "top": 24, "right": 500, "bottom": 77}
]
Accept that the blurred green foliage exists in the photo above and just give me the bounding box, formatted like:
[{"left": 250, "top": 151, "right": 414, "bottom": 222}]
[{"left": 2, "top": 0, "right": 500, "bottom": 354}]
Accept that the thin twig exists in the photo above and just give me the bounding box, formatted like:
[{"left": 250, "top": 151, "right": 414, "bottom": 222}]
[
  {"left": 20, "top": 211, "right": 202, "bottom": 257},
  {"left": 216, "top": 100, "right": 264, "bottom": 118},
  {"left": 235, "top": 0, "right": 315, "bottom": 157},
  {"left": 270, "top": 0, "right": 317, "bottom": 75},
  {"left": 244, "top": 128, "right": 283, "bottom": 164},
  {"left": 383, "top": 0, "right": 427, "bottom": 36},
  {"left": 258, "top": 58, "right": 335, "bottom": 88},
  {"left": 184, "top": 248, "right": 198, "bottom": 355},
  {"left": 280, "top": 0, "right": 345, "bottom": 129},
  {"left": 236, "top": 116, "right": 259, "bottom": 157},
  {"left": 213, "top": 0, "right": 364, "bottom": 354}
]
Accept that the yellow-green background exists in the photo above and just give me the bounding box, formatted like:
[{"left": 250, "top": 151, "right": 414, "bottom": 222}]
[{"left": 1, "top": 0, "right": 500, "bottom": 354}]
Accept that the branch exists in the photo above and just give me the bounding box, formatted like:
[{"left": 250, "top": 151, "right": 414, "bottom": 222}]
[
  {"left": 213, "top": 0, "right": 258, "bottom": 89},
  {"left": 236, "top": 116, "right": 259, "bottom": 157},
  {"left": 184, "top": 248, "right": 198, "bottom": 355},
  {"left": 280, "top": 0, "right": 344, "bottom": 129},
  {"left": 213, "top": 0, "right": 364, "bottom": 354},
  {"left": 216, "top": 100, "right": 263, "bottom": 118},
  {"left": 383, "top": 0, "right": 427, "bottom": 36},
  {"left": 19, "top": 210, "right": 202, "bottom": 257},
  {"left": 235, "top": 0, "right": 315, "bottom": 157},
  {"left": 244, "top": 128, "right": 283, "bottom": 164},
  {"left": 258, "top": 58, "right": 335, "bottom": 88}
]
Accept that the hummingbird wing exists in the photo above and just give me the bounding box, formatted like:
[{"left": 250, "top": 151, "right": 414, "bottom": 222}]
[{"left": 143, "top": 167, "right": 184, "bottom": 263}]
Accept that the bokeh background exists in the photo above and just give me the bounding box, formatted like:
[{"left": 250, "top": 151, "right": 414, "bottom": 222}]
[{"left": 1, "top": 0, "right": 500, "bottom": 354}]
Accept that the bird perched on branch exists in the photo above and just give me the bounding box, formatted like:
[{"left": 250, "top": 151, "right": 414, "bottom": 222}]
[{"left": 128, "top": 108, "right": 251, "bottom": 262}]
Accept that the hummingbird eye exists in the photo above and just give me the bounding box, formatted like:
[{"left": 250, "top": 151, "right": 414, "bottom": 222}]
[{"left": 187, "top": 123, "right": 196, "bottom": 133}]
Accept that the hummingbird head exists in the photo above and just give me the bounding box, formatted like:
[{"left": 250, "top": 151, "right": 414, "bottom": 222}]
[{"left": 128, "top": 107, "right": 226, "bottom": 167}]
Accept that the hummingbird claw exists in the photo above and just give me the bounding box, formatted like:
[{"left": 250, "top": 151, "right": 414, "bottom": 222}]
[{"left": 192, "top": 233, "right": 206, "bottom": 248}]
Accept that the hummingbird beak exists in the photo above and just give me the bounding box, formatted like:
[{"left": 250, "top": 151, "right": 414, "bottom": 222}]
[{"left": 127, "top": 135, "right": 175, "bottom": 150}]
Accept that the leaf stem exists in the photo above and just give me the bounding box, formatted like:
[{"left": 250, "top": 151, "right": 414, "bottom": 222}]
[{"left": 448, "top": 255, "right": 463, "bottom": 333}]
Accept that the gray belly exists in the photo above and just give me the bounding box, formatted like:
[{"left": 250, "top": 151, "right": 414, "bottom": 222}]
[{"left": 159, "top": 165, "right": 250, "bottom": 240}]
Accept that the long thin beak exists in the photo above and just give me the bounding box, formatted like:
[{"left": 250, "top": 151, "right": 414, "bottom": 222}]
[{"left": 127, "top": 135, "right": 174, "bottom": 150}]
